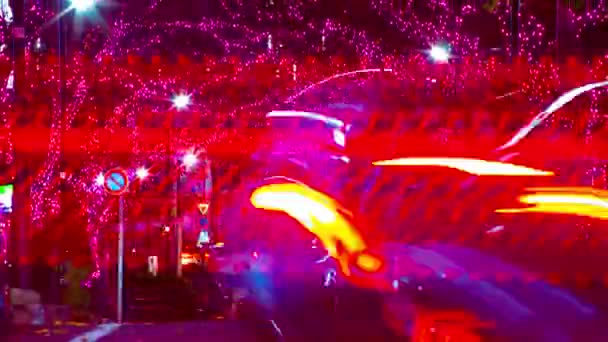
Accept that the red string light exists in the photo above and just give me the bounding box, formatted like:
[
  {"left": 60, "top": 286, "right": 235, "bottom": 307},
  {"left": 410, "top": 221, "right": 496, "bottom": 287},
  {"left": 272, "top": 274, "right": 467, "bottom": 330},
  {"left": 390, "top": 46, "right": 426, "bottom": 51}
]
[{"left": 0, "top": 0, "right": 607, "bottom": 281}]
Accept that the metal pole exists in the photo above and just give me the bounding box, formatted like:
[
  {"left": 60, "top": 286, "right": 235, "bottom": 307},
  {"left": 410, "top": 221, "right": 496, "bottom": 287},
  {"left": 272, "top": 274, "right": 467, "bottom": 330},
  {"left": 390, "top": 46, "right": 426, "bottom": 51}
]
[
  {"left": 175, "top": 170, "right": 182, "bottom": 278},
  {"left": 11, "top": 0, "right": 30, "bottom": 291},
  {"left": 117, "top": 197, "right": 124, "bottom": 324},
  {"left": 556, "top": 0, "right": 560, "bottom": 61}
]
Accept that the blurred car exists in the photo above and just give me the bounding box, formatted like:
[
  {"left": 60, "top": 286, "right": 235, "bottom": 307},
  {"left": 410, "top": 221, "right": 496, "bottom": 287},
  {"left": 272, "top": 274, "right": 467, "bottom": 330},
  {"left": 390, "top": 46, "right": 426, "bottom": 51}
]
[
  {"left": 206, "top": 202, "right": 340, "bottom": 318},
  {"left": 212, "top": 70, "right": 608, "bottom": 340}
]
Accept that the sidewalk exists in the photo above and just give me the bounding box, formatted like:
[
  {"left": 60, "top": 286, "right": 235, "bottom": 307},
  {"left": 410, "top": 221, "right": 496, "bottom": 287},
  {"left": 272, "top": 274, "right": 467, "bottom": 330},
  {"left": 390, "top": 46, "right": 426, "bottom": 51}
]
[
  {"left": 6, "top": 320, "right": 277, "bottom": 342},
  {"left": 6, "top": 321, "right": 113, "bottom": 342}
]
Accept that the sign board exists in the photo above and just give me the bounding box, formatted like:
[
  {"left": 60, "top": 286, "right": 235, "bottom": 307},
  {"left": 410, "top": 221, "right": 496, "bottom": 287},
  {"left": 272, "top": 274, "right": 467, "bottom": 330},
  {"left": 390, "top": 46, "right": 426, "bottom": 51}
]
[
  {"left": 198, "top": 203, "right": 209, "bottom": 215},
  {"left": 147, "top": 256, "right": 159, "bottom": 277},
  {"left": 196, "top": 230, "right": 210, "bottom": 247},
  {"left": 104, "top": 168, "right": 129, "bottom": 195}
]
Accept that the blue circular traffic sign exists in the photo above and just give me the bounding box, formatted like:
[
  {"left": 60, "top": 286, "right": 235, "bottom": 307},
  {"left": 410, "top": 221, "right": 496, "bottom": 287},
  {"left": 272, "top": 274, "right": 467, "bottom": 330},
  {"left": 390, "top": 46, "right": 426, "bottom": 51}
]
[{"left": 104, "top": 168, "right": 129, "bottom": 195}]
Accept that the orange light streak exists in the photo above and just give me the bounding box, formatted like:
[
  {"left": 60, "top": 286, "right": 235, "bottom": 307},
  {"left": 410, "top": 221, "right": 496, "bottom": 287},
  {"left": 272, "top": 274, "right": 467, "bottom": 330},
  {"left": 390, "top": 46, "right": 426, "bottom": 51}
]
[
  {"left": 373, "top": 157, "right": 554, "bottom": 176},
  {"left": 496, "top": 187, "right": 608, "bottom": 220},
  {"left": 250, "top": 183, "right": 369, "bottom": 275}
]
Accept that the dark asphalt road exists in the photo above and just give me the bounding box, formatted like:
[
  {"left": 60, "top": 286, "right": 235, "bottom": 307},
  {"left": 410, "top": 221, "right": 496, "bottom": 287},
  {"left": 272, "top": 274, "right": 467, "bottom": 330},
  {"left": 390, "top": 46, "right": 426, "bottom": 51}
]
[
  {"left": 99, "top": 321, "right": 278, "bottom": 342},
  {"left": 5, "top": 320, "right": 278, "bottom": 342}
]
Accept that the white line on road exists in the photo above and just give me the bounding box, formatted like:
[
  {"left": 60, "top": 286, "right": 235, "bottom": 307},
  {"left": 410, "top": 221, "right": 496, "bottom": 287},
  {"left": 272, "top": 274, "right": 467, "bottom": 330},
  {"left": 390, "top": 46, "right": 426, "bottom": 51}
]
[
  {"left": 68, "top": 323, "right": 121, "bottom": 342},
  {"left": 269, "top": 319, "right": 284, "bottom": 341}
]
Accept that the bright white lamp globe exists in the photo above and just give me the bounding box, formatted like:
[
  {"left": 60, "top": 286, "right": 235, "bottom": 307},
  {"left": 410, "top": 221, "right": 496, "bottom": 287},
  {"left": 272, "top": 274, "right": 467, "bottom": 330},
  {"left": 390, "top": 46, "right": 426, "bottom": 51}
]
[
  {"left": 429, "top": 45, "right": 450, "bottom": 63},
  {"left": 71, "top": 0, "right": 96, "bottom": 12}
]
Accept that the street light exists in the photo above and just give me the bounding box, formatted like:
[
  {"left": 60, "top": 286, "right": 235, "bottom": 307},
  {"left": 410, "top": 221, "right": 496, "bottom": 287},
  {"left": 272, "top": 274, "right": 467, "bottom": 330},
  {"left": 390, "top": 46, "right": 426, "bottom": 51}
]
[
  {"left": 172, "top": 149, "right": 198, "bottom": 278},
  {"left": 182, "top": 152, "right": 198, "bottom": 169},
  {"left": 429, "top": 45, "right": 450, "bottom": 63},
  {"left": 135, "top": 167, "right": 149, "bottom": 180},
  {"left": 69, "top": 0, "right": 96, "bottom": 12},
  {"left": 95, "top": 173, "right": 105, "bottom": 186},
  {"left": 172, "top": 94, "right": 191, "bottom": 111}
]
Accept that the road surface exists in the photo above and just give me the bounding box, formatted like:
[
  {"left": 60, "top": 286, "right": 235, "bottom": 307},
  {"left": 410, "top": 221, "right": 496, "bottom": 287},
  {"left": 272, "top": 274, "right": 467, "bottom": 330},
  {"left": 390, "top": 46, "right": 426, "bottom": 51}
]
[{"left": 6, "top": 320, "right": 279, "bottom": 342}]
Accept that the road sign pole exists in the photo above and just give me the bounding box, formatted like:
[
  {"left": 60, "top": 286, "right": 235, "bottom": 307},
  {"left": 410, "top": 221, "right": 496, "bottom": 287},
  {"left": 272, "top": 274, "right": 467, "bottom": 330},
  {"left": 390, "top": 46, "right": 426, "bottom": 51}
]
[
  {"left": 117, "top": 196, "right": 125, "bottom": 324},
  {"left": 175, "top": 171, "right": 182, "bottom": 278},
  {"left": 103, "top": 167, "right": 129, "bottom": 324}
]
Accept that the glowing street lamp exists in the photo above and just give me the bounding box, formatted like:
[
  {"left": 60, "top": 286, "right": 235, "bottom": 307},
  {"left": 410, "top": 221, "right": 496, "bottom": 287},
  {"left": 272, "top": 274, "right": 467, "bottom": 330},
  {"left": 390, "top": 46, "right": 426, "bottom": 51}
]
[
  {"left": 47, "top": 0, "right": 112, "bottom": 39},
  {"left": 135, "top": 167, "right": 149, "bottom": 180},
  {"left": 182, "top": 152, "right": 198, "bottom": 169},
  {"left": 69, "top": 0, "right": 96, "bottom": 12},
  {"left": 429, "top": 45, "right": 450, "bottom": 63},
  {"left": 95, "top": 173, "right": 105, "bottom": 186},
  {"left": 172, "top": 94, "right": 191, "bottom": 111}
]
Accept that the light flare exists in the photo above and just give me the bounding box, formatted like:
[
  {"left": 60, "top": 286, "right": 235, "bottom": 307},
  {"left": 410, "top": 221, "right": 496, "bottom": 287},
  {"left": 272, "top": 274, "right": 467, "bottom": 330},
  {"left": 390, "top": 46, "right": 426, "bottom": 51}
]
[
  {"left": 172, "top": 93, "right": 191, "bottom": 110},
  {"left": 95, "top": 173, "right": 105, "bottom": 186},
  {"left": 45, "top": 0, "right": 112, "bottom": 37},
  {"left": 496, "top": 187, "right": 608, "bottom": 220},
  {"left": 429, "top": 45, "right": 450, "bottom": 63},
  {"left": 135, "top": 167, "right": 148, "bottom": 180},
  {"left": 499, "top": 80, "right": 608, "bottom": 150},
  {"left": 373, "top": 157, "right": 554, "bottom": 176},
  {"left": 250, "top": 182, "right": 368, "bottom": 275},
  {"left": 182, "top": 152, "right": 198, "bottom": 168},
  {"left": 356, "top": 252, "right": 383, "bottom": 272},
  {"left": 266, "top": 110, "right": 345, "bottom": 128},
  {"left": 70, "top": 0, "right": 96, "bottom": 12},
  {"left": 286, "top": 68, "right": 394, "bottom": 103}
]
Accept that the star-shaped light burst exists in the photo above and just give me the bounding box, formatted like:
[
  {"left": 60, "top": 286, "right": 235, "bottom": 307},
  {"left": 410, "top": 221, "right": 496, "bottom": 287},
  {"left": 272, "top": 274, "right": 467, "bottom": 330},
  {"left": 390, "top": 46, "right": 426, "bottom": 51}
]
[
  {"left": 135, "top": 167, "right": 149, "bottom": 180},
  {"left": 70, "top": 0, "right": 96, "bottom": 12},
  {"left": 95, "top": 173, "right": 105, "bottom": 186},
  {"left": 183, "top": 152, "right": 198, "bottom": 169},
  {"left": 172, "top": 93, "right": 192, "bottom": 111},
  {"left": 428, "top": 44, "right": 451, "bottom": 63},
  {"left": 46, "top": 0, "right": 114, "bottom": 37}
]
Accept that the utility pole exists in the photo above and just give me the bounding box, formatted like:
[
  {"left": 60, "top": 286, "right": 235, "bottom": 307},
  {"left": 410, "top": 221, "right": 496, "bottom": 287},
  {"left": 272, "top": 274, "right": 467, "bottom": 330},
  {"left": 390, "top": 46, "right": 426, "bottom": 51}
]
[
  {"left": 511, "top": 0, "right": 520, "bottom": 59},
  {"left": 174, "top": 162, "right": 182, "bottom": 278},
  {"left": 9, "top": 0, "right": 30, "bottom": 290},
  {"left": 556, "top": 0, "right": 561, "bottom": 62},
  {"left": 167, "top": 125, "right": 182, "bottom": 277}
]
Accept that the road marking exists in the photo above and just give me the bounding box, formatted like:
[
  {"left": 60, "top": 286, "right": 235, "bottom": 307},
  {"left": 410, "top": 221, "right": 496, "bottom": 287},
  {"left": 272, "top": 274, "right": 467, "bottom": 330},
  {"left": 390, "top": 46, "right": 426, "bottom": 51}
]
[
  {"left": 68, "top": 323, "right": 120, "bottom": 342},
  {"left": 269, "top": 320, "right": 284, "bottom": 341}
]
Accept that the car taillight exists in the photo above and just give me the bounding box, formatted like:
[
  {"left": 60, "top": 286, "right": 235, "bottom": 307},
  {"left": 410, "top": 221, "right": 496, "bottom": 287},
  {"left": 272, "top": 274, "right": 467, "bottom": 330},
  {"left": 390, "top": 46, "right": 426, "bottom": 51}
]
[{"left": 354, "top": 252, "right": 383, "bottom": 273}]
